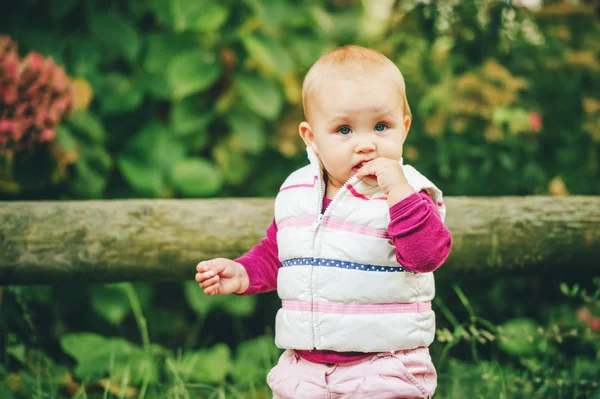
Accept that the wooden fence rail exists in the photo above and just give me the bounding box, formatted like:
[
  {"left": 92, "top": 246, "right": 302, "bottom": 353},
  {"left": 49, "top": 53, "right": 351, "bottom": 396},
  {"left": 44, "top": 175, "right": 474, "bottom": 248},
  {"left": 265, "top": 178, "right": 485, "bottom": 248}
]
[{"left": 1, "top": 196, "right": 599, "bottom": 285}]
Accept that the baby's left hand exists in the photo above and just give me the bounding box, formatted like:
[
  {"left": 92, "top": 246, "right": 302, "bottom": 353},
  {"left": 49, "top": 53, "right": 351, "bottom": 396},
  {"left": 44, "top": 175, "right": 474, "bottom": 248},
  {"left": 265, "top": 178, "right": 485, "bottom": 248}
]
[{"left": 357, "top": 157, "right": 415, "bottom": 205}]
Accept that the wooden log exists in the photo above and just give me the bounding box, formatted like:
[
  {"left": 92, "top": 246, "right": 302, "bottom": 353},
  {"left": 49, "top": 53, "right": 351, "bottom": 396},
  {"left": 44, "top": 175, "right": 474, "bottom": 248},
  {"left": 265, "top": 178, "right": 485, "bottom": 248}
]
[{"left": 0, "top": 196, "right": 599, "bottom": 285}]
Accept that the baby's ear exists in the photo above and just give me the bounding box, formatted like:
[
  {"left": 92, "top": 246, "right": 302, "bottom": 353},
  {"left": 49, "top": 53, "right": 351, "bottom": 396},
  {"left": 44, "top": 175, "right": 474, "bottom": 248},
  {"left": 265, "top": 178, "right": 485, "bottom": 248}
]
[
  {"left": 401, "top": 115, "right": 412, "bottom": 144},
  {"left": 299, "top": 122, "right": 318, "bottom": 154}
]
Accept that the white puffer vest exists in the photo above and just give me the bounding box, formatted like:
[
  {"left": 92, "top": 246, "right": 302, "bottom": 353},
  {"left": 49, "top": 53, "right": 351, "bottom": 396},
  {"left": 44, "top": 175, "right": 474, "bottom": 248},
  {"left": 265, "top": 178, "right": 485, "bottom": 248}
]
[{"left": 273, "top": 148, "right": 446, "bottom": 353}]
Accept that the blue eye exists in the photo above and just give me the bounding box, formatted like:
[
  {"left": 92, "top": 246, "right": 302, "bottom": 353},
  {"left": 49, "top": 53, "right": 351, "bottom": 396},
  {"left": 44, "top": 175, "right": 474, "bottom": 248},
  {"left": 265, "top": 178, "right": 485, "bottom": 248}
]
[
  {"left": 374, "top": 122, "right": 387, "bottom": 132},
  {"left": 338, "top": 126, "right": 351, "bottom": 135}
]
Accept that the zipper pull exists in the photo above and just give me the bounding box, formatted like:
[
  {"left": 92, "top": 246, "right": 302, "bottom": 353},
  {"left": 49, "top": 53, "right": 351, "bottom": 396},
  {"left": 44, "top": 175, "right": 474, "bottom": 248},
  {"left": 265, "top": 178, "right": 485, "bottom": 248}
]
[{"left": 311, "top": 214, "right": 324, "bottom": 231}]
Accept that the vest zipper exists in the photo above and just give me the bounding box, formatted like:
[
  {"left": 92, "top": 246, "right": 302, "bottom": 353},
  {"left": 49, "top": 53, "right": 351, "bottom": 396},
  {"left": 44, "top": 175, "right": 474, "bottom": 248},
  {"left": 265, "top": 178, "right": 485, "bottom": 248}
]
[
  {"left": 311, "top": 175, "right": 356, "bottom": 230},
  {"left": 308, "top": 170, "right": 358, "bottom": 350},
  {"left": 307, "top": 148, "right": 365, "bottom": 349}
]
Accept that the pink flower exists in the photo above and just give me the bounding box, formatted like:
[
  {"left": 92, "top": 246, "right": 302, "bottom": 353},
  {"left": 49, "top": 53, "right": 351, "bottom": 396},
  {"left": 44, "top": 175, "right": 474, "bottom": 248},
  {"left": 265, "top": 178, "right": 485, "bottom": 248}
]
[
  {"left": 2, "top": 87, "right": 18, "bottom": 105},
  {"left": 52, "top": 68, "right": 69, "bottom": 92},
  {"left": 590, "top": 317, "right": 600, "bottom": 332},
  {"left": 0, "top": 36, "right": 10, "bottom": 49},
  {"left": 0, "top": 35, "right": 73, "bottom": 152},
  {"left": 25, "top": 52, "right": 44, "bottom": 72},
  {"left": 20, "top": 117, "right": 35, "bottom": 132},
  {"left": 0, "top": 119, "right": 15, "bottom": 131},
  {"left": 577, "top": 307, "right": 591, "bottom": 322},
  {"left": 52, "top": 96, "right": 71, "bottom": 114},
  {"left": 529, "top": 112, "right": 542, "bottom": 132},
  {"left": 2, "top": 53, "right": 20, "bottom": 78},
  {"left": 39, "top": 128, "right": 55, "bottom": 142}
]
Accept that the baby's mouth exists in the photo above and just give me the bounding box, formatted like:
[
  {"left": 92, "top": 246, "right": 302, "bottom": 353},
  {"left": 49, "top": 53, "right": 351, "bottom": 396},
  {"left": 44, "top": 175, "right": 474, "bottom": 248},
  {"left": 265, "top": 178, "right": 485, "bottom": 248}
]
[{"left": 351, "top": 161, "right": 368, "bottom": 173}]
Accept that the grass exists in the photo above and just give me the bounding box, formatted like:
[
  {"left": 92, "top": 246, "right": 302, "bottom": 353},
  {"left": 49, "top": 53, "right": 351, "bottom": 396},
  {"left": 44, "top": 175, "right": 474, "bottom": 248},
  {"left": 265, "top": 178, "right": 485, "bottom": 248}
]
[{"left": 2, "top": 279, "right": 599, "bottom": 399}]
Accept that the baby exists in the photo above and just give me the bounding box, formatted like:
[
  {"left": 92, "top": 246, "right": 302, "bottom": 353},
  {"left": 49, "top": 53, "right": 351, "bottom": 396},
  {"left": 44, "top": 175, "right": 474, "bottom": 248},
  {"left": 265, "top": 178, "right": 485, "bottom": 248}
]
[{"left": 196, "top": 45, "right": 452, "bottom": 399}]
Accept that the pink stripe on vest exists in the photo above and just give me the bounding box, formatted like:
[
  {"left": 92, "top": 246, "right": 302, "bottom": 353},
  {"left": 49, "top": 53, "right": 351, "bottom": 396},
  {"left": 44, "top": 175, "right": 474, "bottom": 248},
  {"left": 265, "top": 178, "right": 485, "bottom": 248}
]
[
  {"left": 278, "top": 215, "right": 316, "bottom": 230},
  {"left": 282, "top": 300, "right": 432, "bottom": 314},
  {"left": 278, "top": 216, "right": 389, "bottom": 239},
  {"left": 279, "top": 175, "right": 318, "bottom": 192},
  {"left": 347, "top": 183, "right": 369, "bottom": 200},
  {"left": 321, "top": 217, "right": 389, "bottom": 239}
]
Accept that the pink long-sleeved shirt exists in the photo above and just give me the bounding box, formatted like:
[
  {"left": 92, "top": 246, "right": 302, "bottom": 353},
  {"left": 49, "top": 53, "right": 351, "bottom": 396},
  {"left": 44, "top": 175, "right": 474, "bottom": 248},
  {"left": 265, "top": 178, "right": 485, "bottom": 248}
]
[{"left": 237, "top": 191, "right": 452, "bottom": 364}]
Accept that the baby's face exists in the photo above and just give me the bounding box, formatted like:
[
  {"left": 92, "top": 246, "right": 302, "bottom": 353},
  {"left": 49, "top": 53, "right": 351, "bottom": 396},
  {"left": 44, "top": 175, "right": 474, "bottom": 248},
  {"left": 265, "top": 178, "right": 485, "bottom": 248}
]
[{"left": 301, "top": 74, "right": 410, "bottom": 192}]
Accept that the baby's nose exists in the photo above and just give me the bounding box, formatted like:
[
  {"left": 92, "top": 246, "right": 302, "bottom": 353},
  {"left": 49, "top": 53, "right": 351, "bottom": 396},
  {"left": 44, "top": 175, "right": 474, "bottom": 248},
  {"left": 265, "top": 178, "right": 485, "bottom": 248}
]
[{"left": 355, "top": 139, "right": 376, "bottom": 153}]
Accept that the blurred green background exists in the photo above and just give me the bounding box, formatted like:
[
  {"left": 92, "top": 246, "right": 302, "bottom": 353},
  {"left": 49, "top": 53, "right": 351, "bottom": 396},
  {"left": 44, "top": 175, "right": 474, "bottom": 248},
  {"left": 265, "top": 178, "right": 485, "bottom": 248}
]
[{"left": 0, "top": 0, "right": 599, "bottom": 398}]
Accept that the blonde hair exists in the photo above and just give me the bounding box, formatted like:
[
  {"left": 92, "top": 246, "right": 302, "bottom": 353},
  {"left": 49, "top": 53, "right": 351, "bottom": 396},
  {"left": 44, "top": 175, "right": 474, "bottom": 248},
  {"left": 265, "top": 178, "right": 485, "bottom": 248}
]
[{"left": 301, "top": 45, "right": 411, "bottom": 122}]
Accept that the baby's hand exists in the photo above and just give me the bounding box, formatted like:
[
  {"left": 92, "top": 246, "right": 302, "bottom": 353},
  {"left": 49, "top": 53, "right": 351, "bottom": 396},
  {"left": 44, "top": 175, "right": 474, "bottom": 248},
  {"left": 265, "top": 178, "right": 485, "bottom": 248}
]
[
  {"left": 356, "top": 157, "right": 415, "bottom": 206},
  {"left": 195, "top": 258, "right": 249, "bottom": 295}
]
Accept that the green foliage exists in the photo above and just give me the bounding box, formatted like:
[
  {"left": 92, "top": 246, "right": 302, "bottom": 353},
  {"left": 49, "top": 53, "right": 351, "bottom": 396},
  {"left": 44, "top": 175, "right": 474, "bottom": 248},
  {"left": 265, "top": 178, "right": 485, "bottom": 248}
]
[
  {"left": 2, "top": 277, "right": 600, "bottom": 398},
  {"left": 230, "top": 335, "right": 282, "bottom": 390},
  {"left": 497, "top": 318, "right": 540, "bottom": 357},
  {"left": 184, "top": 280, "right": 256, "bottom": 317},
  {"left": 1, "top": 0, "right": 596, "bottom": 199},
  {"left": 61, "top": 333, "right": 158, "bottom": 384},
  {"left": 169, "top": 343, "right": 232, "bottom": 384},
  {"left": 432, "top": 277, "right": 600, "bottom": 399}
]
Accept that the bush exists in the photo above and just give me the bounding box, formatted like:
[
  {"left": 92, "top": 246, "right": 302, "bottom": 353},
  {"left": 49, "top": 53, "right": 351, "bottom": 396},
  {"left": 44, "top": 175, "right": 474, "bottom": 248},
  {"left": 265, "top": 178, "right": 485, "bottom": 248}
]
[{"left": 0, "top": 0, "right": 597, "bottom": 199}]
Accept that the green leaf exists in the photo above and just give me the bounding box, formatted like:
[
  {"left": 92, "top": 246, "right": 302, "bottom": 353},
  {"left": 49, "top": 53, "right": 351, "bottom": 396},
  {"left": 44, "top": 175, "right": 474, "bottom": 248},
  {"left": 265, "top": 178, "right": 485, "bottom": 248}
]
[
  {"left": 191, "top": 3, "right": 229, "bottom": 31},
  {"left": 241, "top": 34, "right": 293, "bottom": 76},
  {"left": 61, "top": 333, "right": 108, "bottom": 365},
  {"left": 227, "top": 109, "right": 266, "bottom": 154},
  {"left": 69, "top": 151, "right": 111, "bottom": 199},
  {"left": 498, "top": 152, "right": 515, "bottom": 171},
  {"left": 243, "top": 0, "right": 288, "bottom": 28},
  {"left": 55, "top": 126, "right": 78, "bottom": 154},
  {"left": 169, "top": 158, "right": 223, "bottom": 197},
  {"left": 129, "top": 1, "right": 153, "bottom": 20},
  {"left": 497, "top": 318, "right": 538, "bottom": 357},
  {"left": 231, "top": 335, "right": 280, "bottom": 388},
  {"left": 169, "top": 0, "right": 203, "bottom": 31},
  {"left": 118, "top": 155, "right": 165, "bottom": 197},
  {"left": 119, "top": 123, "right": 186, "bottom": 196},
  {"left": 144, "top": 33, "right": 198, "bottom": 74},
  {"left": 70, "top": 39, "right": 102, "bottom": 77},
  {"left": 80, "top": 146, "right": 112, "bottom": 174},
  {"left": 171, "top": 98, "right": 213, "bottom": 137},
  {"left": 183, "top": 281, "right": 256, "bottom": 317},
  {"left": 167, "top": 50, "right": 221, "bottom": 100},
  {"left": 213, "top": 140, "right": 251, "bottom": 185},
  {"left": 89, "top": 11, "right": 141, "bottom": 62},
  {"left": 237, "top": 73, "right": 282, "bottom": 120},
  {"left": 172, "top": 344, "right": 232, "bottom": 383},
  {"left": 68, "top": 111, "right": 106, "bottom": 144},
  {"left": 166, "top": 0, "right": 229, "bottom": 32},
  {"left": 126, "top": 123, "right": 186, "bottom": 167},
  {"left": 7, "top": 344, "right": 26, "bottom": 364},
  {"left": 141, "top": 71, "right": 172, "bottom": 100},
  {"left": 288, "top": 35, "right": 326, "bottom": 68},
  {"left": 200, "top": 344, "right": 232, "bottom": 382},
  {"left": 90, "top": 285, "right": 131, "bottom": 325},
  {"left": 148, "top": 0, "right": 178, "bottom": 27},
  {"left": 101, "top": 73, "right": 144, "bottom": 114},
  {"left": 61, "top": 333, "right": 155, "bottom": 383}
]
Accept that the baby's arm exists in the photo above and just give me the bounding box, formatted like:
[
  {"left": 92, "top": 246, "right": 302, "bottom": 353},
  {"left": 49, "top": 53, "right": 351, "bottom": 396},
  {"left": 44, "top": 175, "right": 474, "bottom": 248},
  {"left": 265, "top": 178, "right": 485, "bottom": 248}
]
[
  {"left": 235, "top": 219, "right": 281, "bottom": 294},
  {"left": 195, "top": 219, "right": 281, "bottom": 295},
  {"left": 388, "top": 191, "right": 452, "bottom": 273}
]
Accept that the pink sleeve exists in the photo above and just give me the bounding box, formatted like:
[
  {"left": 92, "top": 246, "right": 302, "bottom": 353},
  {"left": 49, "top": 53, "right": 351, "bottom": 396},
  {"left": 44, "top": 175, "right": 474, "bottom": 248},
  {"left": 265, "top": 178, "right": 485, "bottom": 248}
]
[
  {"left": 389, "top": 191, "right": 452, "bottom": 273},
  {"left": 235, "top": 219, "right": 281, "bottom": 295}
]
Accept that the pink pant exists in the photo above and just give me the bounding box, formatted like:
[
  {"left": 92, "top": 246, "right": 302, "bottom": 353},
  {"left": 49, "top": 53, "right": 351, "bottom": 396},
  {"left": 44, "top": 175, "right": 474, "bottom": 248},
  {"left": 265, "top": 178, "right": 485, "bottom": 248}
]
[{"left": 267, "top": 347, "right": 437, "bottom": 399}]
